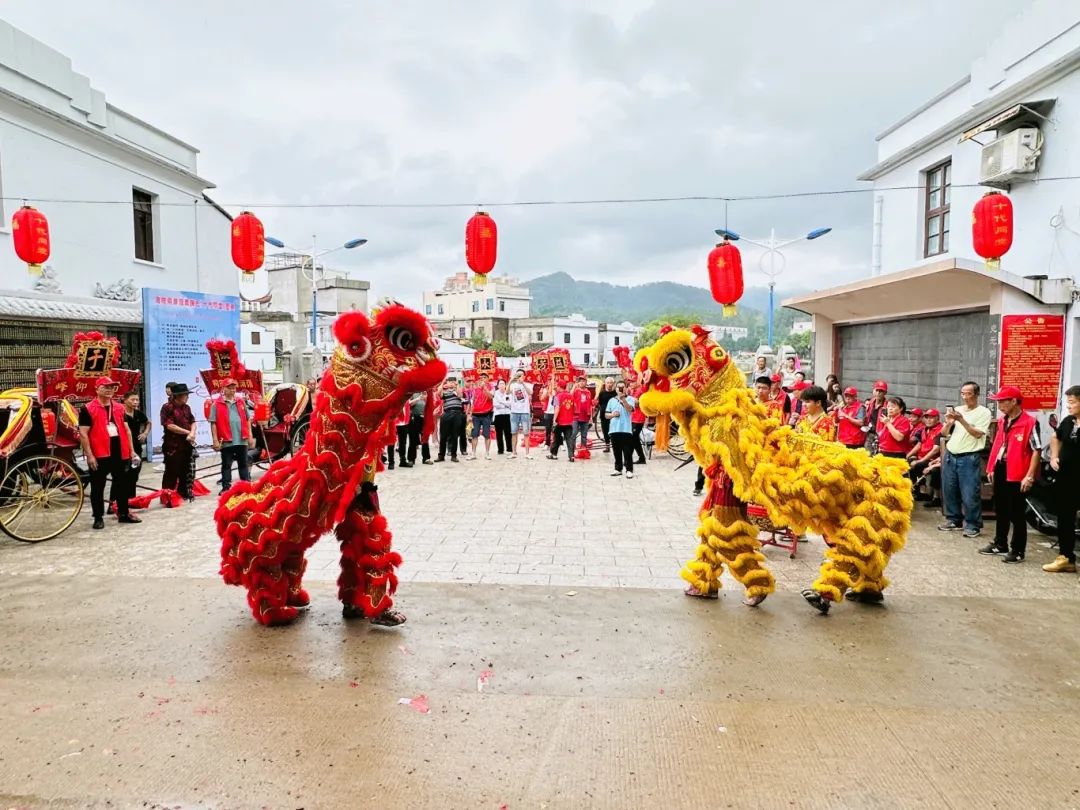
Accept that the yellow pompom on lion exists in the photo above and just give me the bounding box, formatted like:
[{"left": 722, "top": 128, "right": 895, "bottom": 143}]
[{"left": 635, "top": 324, "right": 912, "bottom": 614}]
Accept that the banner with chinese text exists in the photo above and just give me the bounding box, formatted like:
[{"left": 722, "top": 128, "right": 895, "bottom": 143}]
[
  {"left": 143, "top": 288, "right": 241, "bottom": 457},
  {"left": 998, "top": 314, "right": 1065, "bottom": 410}
]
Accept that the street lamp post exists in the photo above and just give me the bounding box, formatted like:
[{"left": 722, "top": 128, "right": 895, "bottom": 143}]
[
  {"left": 715, "top": 226, "right": 831, "bottom": 350},
  {"left": 264, "top": 235, "right": 368, "bottom": 348}
]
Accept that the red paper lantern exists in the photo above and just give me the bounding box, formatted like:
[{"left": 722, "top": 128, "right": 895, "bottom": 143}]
[
  {"left": 11, "top": 205, "right": 51, "bottom": 268},
  {"left": 972, "top": 191, "right": 1013, "bottom": 270},
  {"left": 707, "top": 241, "right": 743, "bottom": 316},
  {"left": 231, "top": 211, "right": 265, "bottom": 273},
  {"left": 465, "top": 211, "right": 497, "bottom": 287}
]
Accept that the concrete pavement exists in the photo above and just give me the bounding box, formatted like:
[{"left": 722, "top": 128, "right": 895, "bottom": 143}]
[{"left": 1, "top": 449, "right": 1079, "bottom": 808}]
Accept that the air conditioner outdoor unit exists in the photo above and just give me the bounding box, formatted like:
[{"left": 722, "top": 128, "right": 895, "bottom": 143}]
[{"left": 979, "top": 127, "right": 1040, "bottom": 186}]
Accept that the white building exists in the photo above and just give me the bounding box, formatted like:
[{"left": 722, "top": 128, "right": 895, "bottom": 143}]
[
  {"left": 703, "top": 323, "right": 750, "bottom": 342},
  {"left": 598, "top": 322, "right": 641, "bottom": 365},
  {"left": 789, "top": 321, "right": 813, "bottom": 336},
  {"left": 240, "top": 323, "right": 277, "bottom": 372},
  {"left": 0, "top": 20, "right": 236, "bottom": 392},
  {"left": 423, "top": 272, "right": 531, "bottom": 321},
  {"left": 788, "top": 0, "right": 1079, "bottom": 410},
  {"left": 245, "top": 252, "right": 370, "bottom": 357},
  {"left": 511, "top": 313, "right": 599, "bottom": 367}
]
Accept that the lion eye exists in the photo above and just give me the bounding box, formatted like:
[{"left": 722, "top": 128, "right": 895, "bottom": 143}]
[
  {"left": 664, "top": 347, "right": 692, "bottom": 375},
  {"left": 387, "top": 326, "right": 415, "bottom": 351}
]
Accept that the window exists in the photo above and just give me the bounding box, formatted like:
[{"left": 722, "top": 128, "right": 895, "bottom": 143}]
[
  {"left": 132, "top": 188, "right": 157, "bottom": 262},
  {"left": 614, "top": 336, "right": 620, "bottom": 346},
  {"left": 499, "top": 301, "right": 505, "bottom": 312},
  {"left": 536, "top": 331, "right": 543, "bottom": 341},
  {"left": 425, "top": 304, "right": 432, "bottom": 315},
  {"left": 563, "top": 332, "right": 571, "bottom": 344},
  {"left": 923, "top": 160, "right": 951, "bottom": 257},
  {"left": 458, "top": 327, "right": 466, "bottom": 338},
  {"left": 486, "top": 298, "right": 494, "bottom": 311},
  {"left": 584, "top": 334, "right": 591, "bottom": 344},
  {"left": 250, "top": 331, "right": 261, "bottom": 346},
  {"left": 437, "top": 304, "right": 444, "bottom": 315},
  {"left": 472, "top": 301, "right": 480, "bottom": 313},
  {"left": 583, "top": 353, "right": 591, "bottom": 365}
]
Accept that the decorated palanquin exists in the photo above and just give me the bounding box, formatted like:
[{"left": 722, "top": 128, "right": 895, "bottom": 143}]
[
  {"left": 37, "top": 332, "right": 140, "bottom": 405},
  {"left": 524, "top": 348, "right": 582, "bottom": 386},
  {"left": 216, "top": 303, "right": 446, "bottom": 626},
  {"left": 462, "top": 349, "right": 510, "bottom": 384},
  {"left": 634, "top": 324, "right": 912, "bottom": 615}
]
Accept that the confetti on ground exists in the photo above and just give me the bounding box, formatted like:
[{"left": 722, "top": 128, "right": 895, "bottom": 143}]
[
  {"left": 58, "top": 752, "right": 82, "bottom": 760},
  {"left": 398, "top": 645, "right": 413, "bottom": 656},
  {"left": 398, "top": 695, "right": 430, "bottom": 714},
  {"left": 564, "top": 591, "right": 577, "bottom": 597},
  {"left": 718, "top": 726, "right": 728, "bottom": 733},
  {"left": 167, "top": 676, "right": 177, "bottom": 686},
  {"left": 477, "top": 670, "right": 494, "bottom": 693},
  {"left": 659, "top": 688, "right": 665, "bottom": 695},
  {"left": 193, "top": 707, "right": 218, "bottom": 716},
  {"left": 349, "top": 681, "right": 359, "bottom": 688}
]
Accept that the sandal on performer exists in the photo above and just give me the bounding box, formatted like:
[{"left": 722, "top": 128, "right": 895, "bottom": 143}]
[
  {"left": 684, "top": 586, "right": 718, "bottom": 599},
  {"left": 370, "top": 609, "right": 407, "bottom": 627},
  {"left": 743, "top": 593, "right": 767, "bottom": 607},
  {"left": 801, "top": 588, "right": 830, "bottom": 615}
]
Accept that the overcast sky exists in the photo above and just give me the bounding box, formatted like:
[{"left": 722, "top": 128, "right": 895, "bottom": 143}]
[{"left": 5, "top": 1, "right": 1022, "bottom": 304}]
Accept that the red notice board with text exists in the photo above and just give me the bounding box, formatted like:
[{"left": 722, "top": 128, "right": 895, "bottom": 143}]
[{"left": 998, "top": 314, "right": 1065, "bottom": 410}]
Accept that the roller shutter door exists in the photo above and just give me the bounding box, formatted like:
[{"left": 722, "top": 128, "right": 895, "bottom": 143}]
[{"left": 836, "top": 310, "right": 992, "bottom": 410}]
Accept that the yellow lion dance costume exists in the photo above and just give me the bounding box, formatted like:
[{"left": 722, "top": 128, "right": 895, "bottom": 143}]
[{"left": 635, "top": 325, "right": 912, "bottom": 614}]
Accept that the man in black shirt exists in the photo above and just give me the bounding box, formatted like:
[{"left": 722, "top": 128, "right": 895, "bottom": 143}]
[
  {"left": 437, "top": 378, "right": 465, "bottom": 463},
  {"left": 78, "top": 377, "right": 139, "bottom": 529},
  {"left": 1044, "top": 385, "right": 1080, "bottom": 573},
  {"left": 122, "top": 391, "right": 150, "bottom": 502},
  {"left": 595, "top": 377, "right": 617, "bottom": 454}
]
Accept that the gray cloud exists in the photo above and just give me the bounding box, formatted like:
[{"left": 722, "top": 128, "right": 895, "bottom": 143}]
[{"left": 4, "top": 1, "right": 1021, "bottom": 303}]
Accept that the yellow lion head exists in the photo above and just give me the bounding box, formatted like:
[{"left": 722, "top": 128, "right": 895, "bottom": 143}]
[{"left": 635, "top": 324, "right": 743, "bottom": 417}]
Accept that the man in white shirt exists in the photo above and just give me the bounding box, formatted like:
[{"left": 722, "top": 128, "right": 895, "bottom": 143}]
[
  {"left": 507, "top": 369, "right": 533, "bottom": 458},
  {"left": 938, "top": 381, "right": 993, "bottom": 538}
]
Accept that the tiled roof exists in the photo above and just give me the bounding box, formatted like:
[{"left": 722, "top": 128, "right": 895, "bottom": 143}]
[{"left": 0, "top": 292, "right": 141, "bottom": 324}]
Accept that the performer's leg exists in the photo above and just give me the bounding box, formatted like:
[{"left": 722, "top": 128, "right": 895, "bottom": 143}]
[
  {"left": 283, "top": 549, "right": 310, "bottom": 608},
  {"left": 336, "top": 482, "right": 404, "bottom": 624},
  {"left": 243, "top": 554, "right": 297, "bottom": 626},
  {"left": 109, "top": 459, "right": 131, "bottom": 518},
  {"left": 693, "top": 508, "right": 775, "bottom": 605}
]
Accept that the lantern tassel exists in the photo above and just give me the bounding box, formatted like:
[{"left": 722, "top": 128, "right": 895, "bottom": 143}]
[
  {"left": 722, "top": 304, "right": 736, "bottom": 317},
  {"left": 474, "top": 274, "right": 488, "bottom": 289},
  {"left": 985, "top": 259, "right": 1000, "bottom": 272},
  {"left": 27, "top": 263, "right": 43, "bottom": 276}
]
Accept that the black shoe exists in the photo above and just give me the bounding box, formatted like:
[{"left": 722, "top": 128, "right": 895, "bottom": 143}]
[
  {"left": 922, "top": 499, "right": 942, "bottom": 509},
  {"left": 568, "top": 458, "right": 575, "bottom": 463},
  {"left": 435, "top": 457, "right": 445, "bottom": 463},
  {"left": 938, "top": 522, "right": 962, "bottom": 532},
  {"left": 117, "top": 514, "right": 142, "bottom": 524},
  {"left": 636, "top": 458, "right": 647, "bottom": 465},
  {"left": 846, "top": 589, "right": 884, "bottom": 604},
  {"left": 1002, "top": 552, "right": 1024, "bottom": 563},
  {"left": 603, "top": 447, "right": 611, "bottom": 453},
  {"left": 92, "top": 518, "right": 104, "bottom": 530},
  {"left": 451, "top": 457, "right": 460, "bottom": 462},
  {"left": 399, "top": 461, "right": 414, "bottom": 468},
  {"left": 978, "top": 543, "right": 1008, "bottom": 555},
  {"left": 693, "top": 488, "right": 703, "bottom": 496}
]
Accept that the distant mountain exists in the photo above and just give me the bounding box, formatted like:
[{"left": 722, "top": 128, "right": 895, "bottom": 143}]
[{"left": 524, "top": 271, "right": 808, "bottom": 324}]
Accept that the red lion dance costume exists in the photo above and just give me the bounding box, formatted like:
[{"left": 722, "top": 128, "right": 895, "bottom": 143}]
[{"left": 216, "top": 303, "right": 446, "bottom": 626}]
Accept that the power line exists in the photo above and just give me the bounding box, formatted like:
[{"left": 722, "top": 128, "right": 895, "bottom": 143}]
[{"left": 3, "top": 176, "right": 1079, "bottom": 210}]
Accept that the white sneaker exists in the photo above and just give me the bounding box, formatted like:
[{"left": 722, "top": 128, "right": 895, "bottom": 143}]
[
  {"left": 485, "top": 453, "right": 492, "bottom": 460},
  {"left": 610, "top": 470, "right": 622, "bottom": 476},
  {"left": 625, "top": 471, "right": 634, "bottom": 479}
]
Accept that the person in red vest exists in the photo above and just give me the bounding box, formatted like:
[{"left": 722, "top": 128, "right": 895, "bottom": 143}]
[
  {"left": 547, "top": 380, "right": 578, "bottom": 462},
  {"left": 978, "top": 385, "right": 1041, "bottom": 563},
  {"left": 768, "top": 374, "right": 791, "bottom": 421},
  {"left": 78, "top": 376, "right": 139, "bottom": 530},
  {"left": 210, "top": 378, "right": 255, "bottom": 494},
  {"left": 629, "top": 379, "right": 648, "bottom": 465},
  {"left": 907, "top": 409, "right": 944, "bottom": 501},
  {"left": 877, "top": 396, "right": 913, "bottom": 459},
  {"left": 836, "top": 386, "right": 867, "bottom": 449},
  {"left": 571, "top": 376, "right": 594, "bottom": 453}
]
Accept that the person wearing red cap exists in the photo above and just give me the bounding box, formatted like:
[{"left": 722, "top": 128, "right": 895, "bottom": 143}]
[
  {"left": 210, "top": 378, "right": 255, "bottom": 493},
  {"left": 907, "top": 408, "right": 925, "bottom": 449},
  {"left": 77, "top": 377, "right": 139, "bottom": 529},
  {"left": 907, "top": 409, "right": 943, "bottom": 502},
  {"left": 836, "top": 387, "right": 867, "bottom": 450},
  {"left": 978, "top": 386, "right": 1041, "bottom": 562},
  {"left": 876, "top": 396, "right": 913, "bottom": 459},
  {"left": 862, "top": 381, "right": 889, "bottom": 454},
  {"left": 939, "top": 381, "right": 993, "bottom": 538},
  {"left": 767, "top": 374, "right": 791, "bottom": 421}
]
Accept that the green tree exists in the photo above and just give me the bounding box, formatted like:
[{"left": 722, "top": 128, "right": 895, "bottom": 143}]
[
  {"left": 788, "top": 330, "right": 812, "bottom": 355},
  {"left": 633, "top": 314, "right": 703, "bottom": 351},
  {"left": 489, "top": 339, "right": 517, "bottom": 357},
  {"left": 462, "top": 328, "right": 489, "bottom": 350}
]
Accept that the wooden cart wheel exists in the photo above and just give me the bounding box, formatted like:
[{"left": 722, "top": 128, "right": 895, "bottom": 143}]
[{"left": 0, "top": 454, "right": 84, "bottom": 543}]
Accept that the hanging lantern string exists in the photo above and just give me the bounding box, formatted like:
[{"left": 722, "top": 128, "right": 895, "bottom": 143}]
[{"left": 2, "top": 175, "right": 1079, "bottom": 210}]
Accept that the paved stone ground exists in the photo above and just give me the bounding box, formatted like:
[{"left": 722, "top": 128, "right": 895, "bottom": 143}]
[{"left": 1, "top": 446, "right": 1077, "bottom": 601}]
